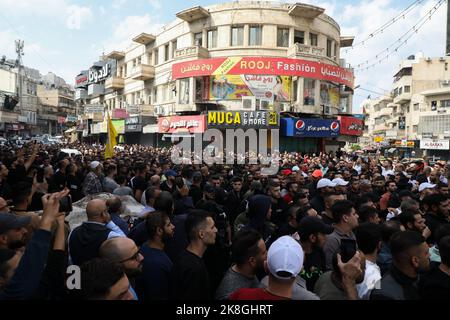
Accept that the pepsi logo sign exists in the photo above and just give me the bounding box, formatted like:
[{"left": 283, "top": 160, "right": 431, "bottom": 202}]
[
  {"left": 330, "top": 121, "right": 340, "bottom": 132},
  {"left": 295, "top": 120, "right": 305, "bottom": 131}
]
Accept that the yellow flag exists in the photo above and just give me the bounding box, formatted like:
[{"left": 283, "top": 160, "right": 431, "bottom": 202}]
[{"left": 105, "top": 113, "right": 118, "bottom": 159}]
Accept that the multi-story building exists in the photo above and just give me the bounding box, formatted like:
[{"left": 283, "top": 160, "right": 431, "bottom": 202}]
[
  {"left": 37, "top": 84, "right": 76, "bottom": 135},
  {"left": 1, "top": 54, "right": 76, "bottom": 137},
  {"left": 363, "top": 53, "right": 450, "bottom": 159},
  {"left": 75, "top": 1, "right": 358, "bottom": 151},
  {"left": 0, "top": 60, "right": 40, "bottom": 136}
]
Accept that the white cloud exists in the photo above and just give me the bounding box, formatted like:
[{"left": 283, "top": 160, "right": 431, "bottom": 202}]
[
  {"left": 335, "top": 0, "right": 446, "bottom": 112},
  {"left": 149, "top": 0, "right": 162, "bottom": 10},
  {"left": 0, "top": 0, "right": 68, "bottom": 17},
  {"left": 102, "top": 14, "right": 165, "bottom": 53},
  {"left": 112, "top": 0, "right": 127, "bottom": 10},
  {"left": 66, "top": 5, "right": 93, "bottom": 30}
]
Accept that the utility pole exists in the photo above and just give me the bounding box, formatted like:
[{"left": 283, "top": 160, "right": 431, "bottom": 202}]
[
  {"left": 15, "top": 40, "right": 25, "bottom": 129},
  {"left": 447, "top": 0, "right": 450, "bottom": 55}
]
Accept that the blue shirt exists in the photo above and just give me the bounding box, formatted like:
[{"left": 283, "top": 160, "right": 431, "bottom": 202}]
[
  {"left": 136, "top": 244, "right": 173, "bottom": 300},
  {"left": 110, "top": 213, "right": 129, "bottom": 236}
]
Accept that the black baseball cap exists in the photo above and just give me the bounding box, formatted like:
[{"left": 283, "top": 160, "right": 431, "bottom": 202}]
[
  {"left": 298, "top": 216, "right": 334, "bottom": 240},
  {"left": 0, "top": 213, "right": 31, "bottom": 235}
]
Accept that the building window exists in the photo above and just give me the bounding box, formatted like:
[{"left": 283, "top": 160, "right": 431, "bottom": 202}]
[
  {"left": 413, "top": 125, "right": 418, "bottom": 133},
  {"left": 249, "top": 26, "right": 262, "bottom": 46},
  {"left": 164, "top": 44, "right": 169, "bottom": 62},
  {"left": 442, "top": 100, "right": 450, "bottom": 108},
  {"left": 195, "top": 78, "right": 204, "bottom": 102},
  {"left": 137, "top": 57, "right": 141, "bottom": 65},
  {"left": 172, "top": 40, "right": 177, "bottom": 58},
  {"left": 292, "top": 79, "right": 298, "bottom": 102},
  {"left": 194, "top": 32, "right": 203, "bottom": 47},
  {"left": 207, "top": 29, "right": 217, "bottom": 48},
  {"left": 326, "top": 39, "right": 332, "bottom": 58},
  {"left": 179, "top": 79, "right": 190, "bottom": 104},
  {"left": 404, "top": 86, "right": 411, "bottom": 93},
  {"left": 334, "top": 42, "right": 338, "bottom": 60},
  {"left": 399, "top": 87, "right": 403, "bottom": 95},
  {"left": 231, "top": 26, "right": 244, "bottom": 46},
  {"left": 277, "top": 28, "right": 289, "bottom": 47},
  {"left": 147, "top": 53, "right": 152, "bottom": 66},
  {"left": 294, "top": 30, "right": 304, "bottom": 45},
  {"left": 303, "top": 79, "right": 316, "bottom": 106},
  {"left": 154, "top": 49, "right": 159, "bottom": 65},
  {"left": 310, "top": 33, "right": 318, "bottom": 46},
  {"left": 414, "top": 103, "right": 419, "bottom": 111}
]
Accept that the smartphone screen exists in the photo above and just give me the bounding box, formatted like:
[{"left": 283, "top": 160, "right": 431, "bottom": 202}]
[{"left": 340, "top": 239, "right": 357, "bottom": 263}]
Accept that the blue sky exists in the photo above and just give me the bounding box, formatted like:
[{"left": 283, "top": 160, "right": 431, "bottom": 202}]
[{"left": 0, "top": 0, "right": 446, "bottom": 112}]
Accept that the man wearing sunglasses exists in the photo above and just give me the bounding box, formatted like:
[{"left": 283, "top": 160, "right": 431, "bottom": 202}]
[{"left": 100, "top": 237, "right": 144, "bottom": 300}]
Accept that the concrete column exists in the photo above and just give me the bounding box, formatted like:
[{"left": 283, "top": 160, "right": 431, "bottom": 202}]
[
  {"left": 289, "top": 27, "right": 295, "bottom": 46},
  {"left": 297, "top": 78, "right": 304, "bottom": 105},
  {"left": 304, "top": 31, "right": 310, "bottom": 45},
  {"left": 168, "top": 42, "right": 173, "bottom": 60},
  {"left": 314, "top": 79, "right": 321, "bottom": 108},
  {"left": 202, "top": 29, "right": 208, "bottom": 48},
  {"left": 243, "top": 25, "right": 249, "bottom": 46},
  {"left": 347, "top": 94, "right": 354, "bottom": 114},
  {"left": 189, "top": 77, "right": 195, "bottom": 105}
]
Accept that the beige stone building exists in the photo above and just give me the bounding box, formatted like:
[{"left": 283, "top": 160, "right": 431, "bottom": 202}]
[
  {"left": 75, "top": 1, "right": 356, "bottom": 149},
  {"left": 363, "top": 53, "right": 450, "bottom": 158}
]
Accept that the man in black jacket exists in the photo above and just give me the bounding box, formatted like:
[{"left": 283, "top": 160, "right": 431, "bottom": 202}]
[
  {"left": 371, "top": 231, "right": 430, "bottom": 300},
  {"left": 225, "top": 176, "right": 245, "bottom": 227},
  {"left": 0, "top": 190, "right": 69, "bottom": 300},
  {"left": 68, "top": 199, "right": 126, "bottom": 266},
  {"left": 423, "top": 194, "right": 449, "bottom": 245}
]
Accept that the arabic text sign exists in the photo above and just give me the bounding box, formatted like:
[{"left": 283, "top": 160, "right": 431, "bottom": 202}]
[
  {"left": 420, "top": 139, "right": 450, "bottom": 150},
  {"left": 207, "top": 111, "right": 279, "bottom": 129},
  {"left": 338, "top": 116, "right": 364, "bottom": 136},
  {"left": 158, "top": 115, "right": 206, "bottom": 134},
  {"left": 85, "top": 106, "right": 105, "bottom": 114},
  {"left": 172, "top": 57, "right": 355, "bottom": 88},
  {"left": 281, "top": 118, "right": 340, "bottom": 138}
]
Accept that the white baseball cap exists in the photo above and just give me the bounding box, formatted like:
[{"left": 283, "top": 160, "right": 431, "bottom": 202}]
[
  {"left": 317, "top": 178, "right": 337, "bottom": 189},
  {"left": 292, "top": 166, "right": 300, "bottom": 172},
  {"left": 419, "top": 182, "right": 436, "bottom": 193},
  {"left": 267, "top": 236, "right": 304, "bottom": 280},
  {"left": 90, "top": 161, "right": 101, "bottom": 169},
  {"left": 332, "top": 178, "right": 349, "bottom": 186}
]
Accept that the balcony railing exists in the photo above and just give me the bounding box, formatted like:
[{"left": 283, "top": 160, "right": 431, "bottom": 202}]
[
  {"left": 130, "top": 64, "right": 155, "bottom": 81},
  {"left": 173, "top": 46, "right": 209, "bottom": 60},
  {"left": 105, "top": 76, "right": 125, "bottom": 90},
  {"left": 287, "top": 43, "right": 325, "bottom": 59}
]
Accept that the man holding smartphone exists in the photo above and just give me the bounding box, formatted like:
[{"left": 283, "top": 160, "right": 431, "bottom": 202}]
[{"left": 323, "top": 200, "right": 359, "bottom": 271}]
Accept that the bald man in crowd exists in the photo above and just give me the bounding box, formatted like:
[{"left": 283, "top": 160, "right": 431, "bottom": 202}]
[
  {"left": 100, "top": 237, "right": 144, "bottom": 300},
  {"left": 68, "top": 199, "right": 126, "bottom": 265}
]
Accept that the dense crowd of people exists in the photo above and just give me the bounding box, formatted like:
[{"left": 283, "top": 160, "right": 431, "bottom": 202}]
[{"left": 0, "top": 141, "right": 449, "bottom": 300}]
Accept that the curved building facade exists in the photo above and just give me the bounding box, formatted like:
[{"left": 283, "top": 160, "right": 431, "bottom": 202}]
[{"left": 75, "top": 1, "right": 357, "bottom": 152}]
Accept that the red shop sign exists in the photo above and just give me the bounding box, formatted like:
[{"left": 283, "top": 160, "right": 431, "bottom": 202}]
[
  {"left": 172, "top": 57, "right": 354, "bottom": 88},
  {"left": 338, "top": 116, "right": 364, "bottom": 136},
  {"left": 158, "top": 115, "right": 206, "bottom": 134}
]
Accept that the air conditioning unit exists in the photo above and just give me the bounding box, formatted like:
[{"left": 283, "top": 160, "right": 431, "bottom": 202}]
[
  {"left": 154, "top": 106, "right": 163, "bottom": 116},
  {"left": 426, "top": 57, "right": 432, "bottom": 62},
  {"left": 440, "top": 57, "right": 445, "bottom": 62},
  {"left": 323, "top": 105, "right": 332, "bottom": 115},
  {"left": 242, "top": 97, "right": 256, "bottom": 110},
  {"left": 259, "top": 99, "right": 271, "bottom": 111},
  {"left": 442, "top": 80, "right": 450, "bottom": 86},
  {"left": 281, "top": 103, "right": 291, "bottom": 112}
]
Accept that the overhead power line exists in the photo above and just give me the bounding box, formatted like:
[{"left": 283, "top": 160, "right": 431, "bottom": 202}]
[
  {"left": 353, "top": 0, "right": 445, "bottom": 72},
  {"left": 345, "top": 0, "right": 424, "bottom": 53}
]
